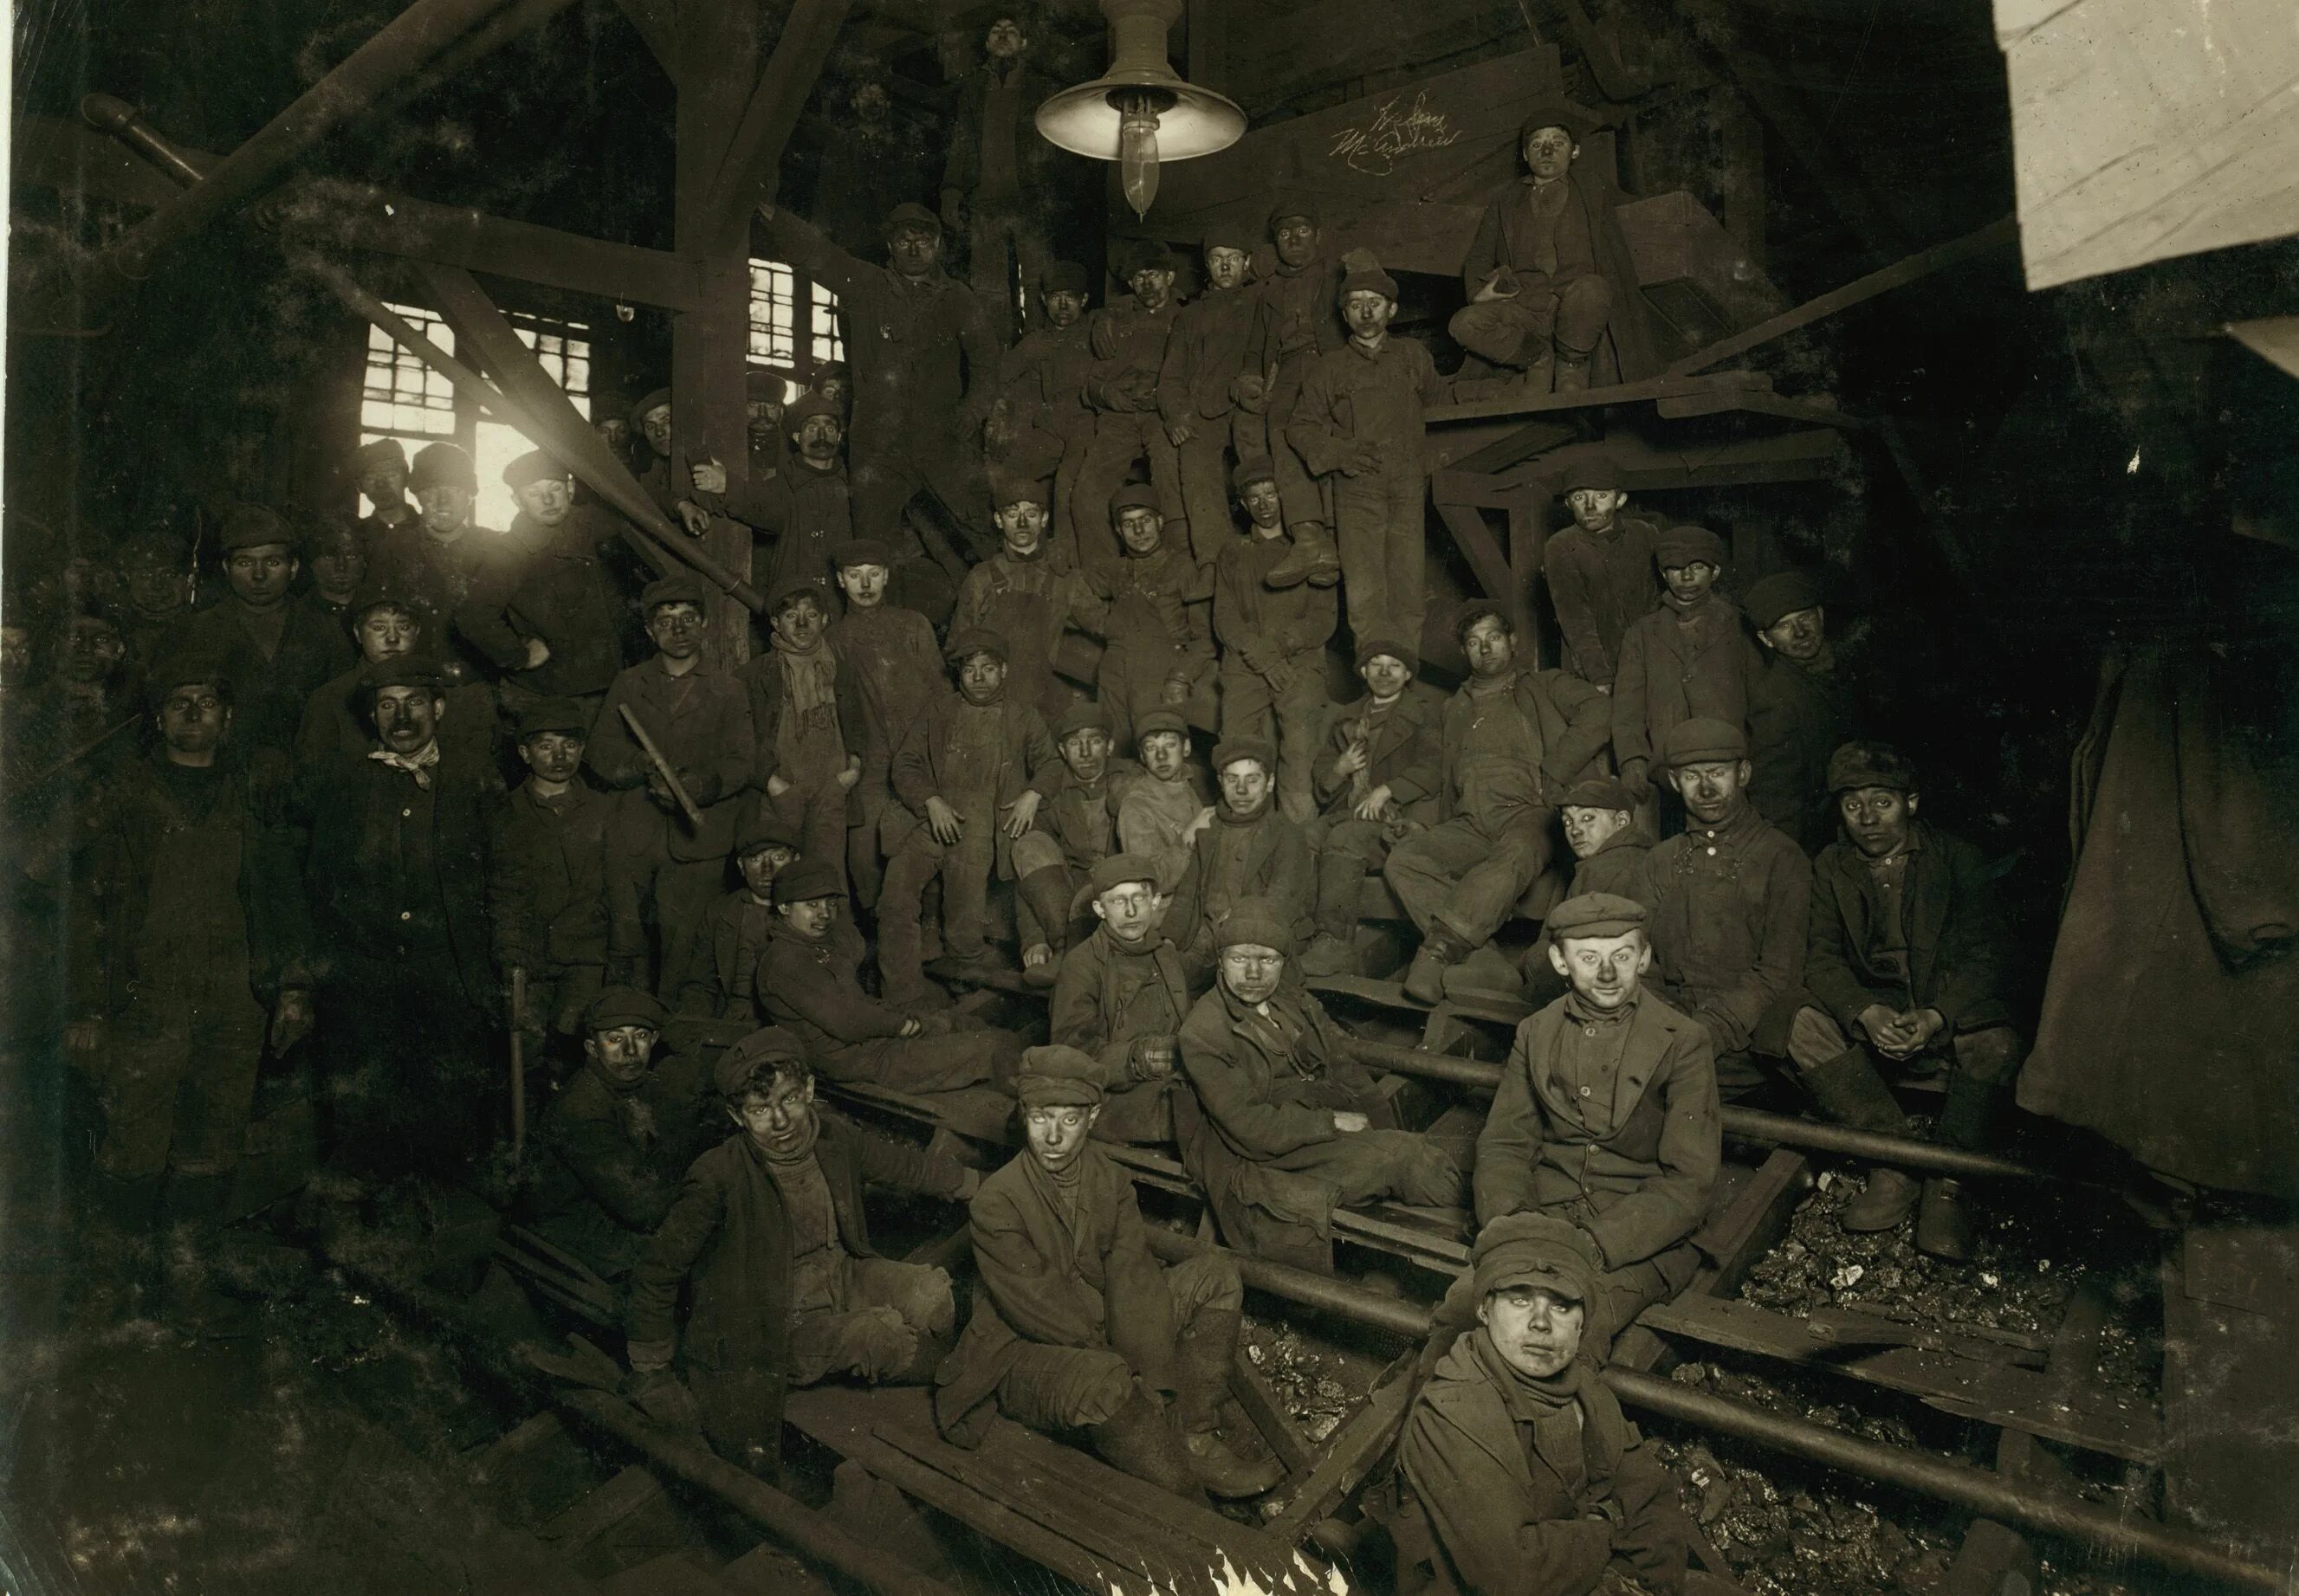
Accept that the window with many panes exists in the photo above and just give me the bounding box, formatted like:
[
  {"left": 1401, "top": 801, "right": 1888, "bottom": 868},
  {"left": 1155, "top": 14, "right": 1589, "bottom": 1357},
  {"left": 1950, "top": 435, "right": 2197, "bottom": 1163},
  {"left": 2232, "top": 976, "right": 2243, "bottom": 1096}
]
[{"left": 748, "top": 257, "right": 843, "bottom": 405}]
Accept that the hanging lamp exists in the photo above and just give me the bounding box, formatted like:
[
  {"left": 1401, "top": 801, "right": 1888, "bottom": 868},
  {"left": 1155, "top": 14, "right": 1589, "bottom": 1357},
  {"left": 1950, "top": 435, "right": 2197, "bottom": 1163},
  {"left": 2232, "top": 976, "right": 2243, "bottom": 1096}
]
[{"left": 1033, "top": 0, "right": 1247, "bottom": 219}]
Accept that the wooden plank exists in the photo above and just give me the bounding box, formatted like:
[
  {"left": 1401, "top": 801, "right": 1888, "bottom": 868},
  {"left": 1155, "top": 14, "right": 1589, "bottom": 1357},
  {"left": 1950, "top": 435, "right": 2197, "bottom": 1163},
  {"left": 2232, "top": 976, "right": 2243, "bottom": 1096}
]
[
  {"left": 1435, "top": 502, "right": 1517, "bottom": 606},
  {"left": 1655, "top": 389, "right": 1869, "bottom": 430},
  {"left": 1231, "top": 1349, "right": 1315, "bottom": 1478},
  {"left": 1433, "top": 419, "right": 1578, "bottom": 476},
  {"left": 701, "top": 0, "right": 854, "bottom": 240},
  {"left": 1428, "top": 369, "right": 1771, "bottom": 426},
  {"left": 1464, "top": 429, "right": 1849, "bottom": 494},
  {"left": 537, "top": 1464, "right": 665, "bottom": 1553},
  {"left": 1667, "top": 216, "right": 2017, "bottom": 376},
  {"left": 610, "top": 0, "right": 677, "bottom": 74},
  {"left": 1505, "top": 491, "right": 1548, "bottom": 664},
  {"left": 1262, "top": 1356, "right": 1415, "bottom": 1546},
  {"left": 1687, "top": 1147, "right": 1810, "bottom": 1298}
]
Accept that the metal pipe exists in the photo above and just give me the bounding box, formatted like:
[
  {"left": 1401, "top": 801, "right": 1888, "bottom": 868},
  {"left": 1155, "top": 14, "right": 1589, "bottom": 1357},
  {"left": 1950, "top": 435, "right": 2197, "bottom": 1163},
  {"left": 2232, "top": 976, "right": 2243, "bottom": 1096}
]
[
  {"left": 559, "top": 1389, "right": 963, "bottom": 1596},
  {"left": 1344, "top": 1038, "right": 2064, "bottom": 1184},
  {"left": 80, "top": 0, "right": 520, "bottom": 301},
  {"left": 80, "top": 94, "right": 205, "bottom": 185},
  {"left": 1150, "top": 1232, "right": 2286, "bottom": 1594}
]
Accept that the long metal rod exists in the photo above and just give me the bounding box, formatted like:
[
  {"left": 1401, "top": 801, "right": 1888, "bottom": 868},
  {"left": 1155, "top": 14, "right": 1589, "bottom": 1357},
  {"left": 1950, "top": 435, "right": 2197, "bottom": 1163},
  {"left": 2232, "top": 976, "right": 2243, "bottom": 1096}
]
[
  {"left": 1344, "top": 1037, "right": 2067, "bottom": 1185},
  {"left": 1146, "top": 1231, "right": 2286, "bottom": 1594},
  {"left": 80, "top": 0, "right": 521, "bottom": 302}
]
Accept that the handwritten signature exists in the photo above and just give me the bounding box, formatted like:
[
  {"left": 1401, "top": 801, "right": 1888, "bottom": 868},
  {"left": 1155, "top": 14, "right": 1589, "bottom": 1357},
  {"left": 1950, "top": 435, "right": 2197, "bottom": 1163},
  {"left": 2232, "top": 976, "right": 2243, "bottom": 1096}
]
[{"left": 1327, "top": 91, "right": 1462, "bottom": 177}]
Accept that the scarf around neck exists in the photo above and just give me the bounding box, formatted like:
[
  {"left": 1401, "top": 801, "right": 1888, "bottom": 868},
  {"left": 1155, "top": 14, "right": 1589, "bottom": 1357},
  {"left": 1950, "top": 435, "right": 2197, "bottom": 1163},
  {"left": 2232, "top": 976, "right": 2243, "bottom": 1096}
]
[
  {"left": 368, "top": 741, "right": 442, "bottom": 789},
  {"left": 773, "top": 632, "right": 837, "bottom": 716}
]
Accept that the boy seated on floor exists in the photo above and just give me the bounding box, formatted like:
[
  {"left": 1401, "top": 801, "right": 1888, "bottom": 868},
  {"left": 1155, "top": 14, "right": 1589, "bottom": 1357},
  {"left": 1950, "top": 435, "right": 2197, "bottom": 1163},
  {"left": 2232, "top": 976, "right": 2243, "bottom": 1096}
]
[
  {"left": 932, "top": 1045, "right": 1281, "bottom": 1503},
  {"left": 758, "top": 858, "right": 1022, "bottom": 1095},
  {"left": 625, "top": 1024, "right": 978, "bottom": 1476}
]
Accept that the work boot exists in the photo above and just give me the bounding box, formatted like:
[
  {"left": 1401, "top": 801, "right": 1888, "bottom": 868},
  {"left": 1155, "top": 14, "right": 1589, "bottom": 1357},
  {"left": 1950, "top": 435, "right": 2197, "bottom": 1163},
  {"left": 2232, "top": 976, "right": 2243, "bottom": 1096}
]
[
  {"left": 1262, "top": 522, "right": 1342, "bottom": 590},
  {"left": 1089, "top": 1386, "right": 1207, "bottom": 1502},
  {"left": 1914, "top": 1072, "right": 2011, "bottom": 1259},
  {"left": 1298, "top": 932, "right": 1353, "bottom": 979},
  {"left": 1014, "top": 865, "right": 1073, "bottom": 990},
  {"left": 1402, "top": 925, "right": 1470, "bottom": 1005},
  {"left": 1171, "top": 1310, "right": 1285, "bottom": 1499},
  {"left": 1914, "top": 1178, "right": 1976, "bottom": 1260},
  {"left": 1799, "top": 1047, "right": 1920, "bottom": 1233},
  {"left": 1553, "top": 347, "right": 1593, "bottom": 393}
]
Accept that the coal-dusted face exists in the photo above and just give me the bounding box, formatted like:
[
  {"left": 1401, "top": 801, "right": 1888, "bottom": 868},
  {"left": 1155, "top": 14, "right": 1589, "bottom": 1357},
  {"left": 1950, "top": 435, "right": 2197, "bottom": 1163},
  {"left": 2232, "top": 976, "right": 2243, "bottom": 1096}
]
[
  {"left": 225, "top": 544, "right": 299, "bottom": 608},
  {"left": 1522, "top": 124, "right": 1577, "bottom": 183},
  {"left": 1758, "top": 605, "right": 1825, "bottom": 663},
  {"left": 518, "top": 730, "right": 586, "bottom": 785},
  {"left": 1480, "top": 1285, "right": 1585, "bottom": 1377},
  {"left": 372, "top": 684, "right": 443, "bottom": 754},
  {"left": 515, "top": 476, "right": 573, "bottom": 527},
  {"left": 354, "top": 604, "right": 421, "bottom": 664}
]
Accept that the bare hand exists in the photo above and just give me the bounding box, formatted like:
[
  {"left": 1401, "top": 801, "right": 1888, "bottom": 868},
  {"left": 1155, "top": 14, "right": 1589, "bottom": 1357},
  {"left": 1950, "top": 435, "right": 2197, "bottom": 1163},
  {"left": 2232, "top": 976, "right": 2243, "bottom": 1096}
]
[
  {"left": 1353, "top": 783, "right": 1393, "bottom": 824},
  {"left": 1472, "top": 268, "right": 1521, "bottom": 305},
  {"left": 1335, "top": 740, "right": 1370, "bottom": 779},
  {"left": 1000, "top": 789, "right": 1043, "bottom": 839},
  {"left": 1159, "top": 675, "right": 1190, "bottom": 708},
  {"left": 521, "top": 636, "right": 552, "bottom": 670},
  {"left": 1233, "top": 372, "right": 1268, "bottom": 412},
  {"left": 270, "top": 990, "right": 314, "bottom": 1054},
  {"left": 765, "top": 773, "right": 793, "bottom": 799},
  {"left": 674, "top": 499, "right": 712, "bottom": 537},
  {"left": 926, "top": 796, "right": 965, "bottom": 845},
  {"left": 1855, "top": 1004, "right": 1904, "bottom": 1049},
  {"left": 1022, "top": 942, "right": 1052, "bottom": 970},
  {"left": 64, "top": 1018, "right": 106, "bottom": 1056},
  {"left": 1332, "top": 1111, "right": 1371, "bottom": 1134},
  {"left": 690, "top": 457, "right": 728, "bottom": 496},
  {"left": 646, "top": 769, "right": 679, "bottom": 810},
  {"left": 1166, "top": 422, "right": 1195, "bottom": 447},
  {"left": 835, "top": 756, "right": 862, "bottom": 792},
  {"left": 1182, "top": 804, "right": 1216, "bottom": 844}
]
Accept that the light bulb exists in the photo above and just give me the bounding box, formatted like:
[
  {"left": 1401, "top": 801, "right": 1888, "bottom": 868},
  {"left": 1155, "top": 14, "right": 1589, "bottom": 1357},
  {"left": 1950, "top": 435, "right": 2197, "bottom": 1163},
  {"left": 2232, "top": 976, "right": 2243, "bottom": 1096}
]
[{"left": 1118, "top": 99, "right": 1162, "bottom": 219}]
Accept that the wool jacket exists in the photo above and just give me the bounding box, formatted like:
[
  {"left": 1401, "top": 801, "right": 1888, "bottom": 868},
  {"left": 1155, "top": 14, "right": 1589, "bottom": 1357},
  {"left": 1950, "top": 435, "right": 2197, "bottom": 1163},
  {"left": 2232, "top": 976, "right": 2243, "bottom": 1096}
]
[
  {"left": 1049, "top": 926, "right": 1192, "bottom": 1087},
  {"left": 1648, "top": 802, "right": 1810, "bottom": 1055},
  {"left": 1157, "top": 285, "right": 1265, "bottom": 424},
  {"left": 453, "top": 506, "right": 628, "bottom": 698},
  {"left": 1437, "top": 669, "right": 1613, "bottom": 820},
  {"left": 486, "top": 778, "right": 614, "bottom": 977},
  {"left": 589, "top": 656, "right": 756, "bottom": 863},
  {"left": 886, "top": 689, "right": 1058, "bottom": 875},
  {"left": 1806, "top": 820, "right": 2013, "bottom": 1034},
  {"left": 1314, "top": 683, "right": 1447, "bottom": 824},
  {"left": 1610, "top": 598, "right": 1752, "bottom": 772},
  {"left": 1543, "top": 516, "right": 1661, "bottom": 687},
  {"left": 757, "top": 915, "right": 910, "bottom": 1058}
]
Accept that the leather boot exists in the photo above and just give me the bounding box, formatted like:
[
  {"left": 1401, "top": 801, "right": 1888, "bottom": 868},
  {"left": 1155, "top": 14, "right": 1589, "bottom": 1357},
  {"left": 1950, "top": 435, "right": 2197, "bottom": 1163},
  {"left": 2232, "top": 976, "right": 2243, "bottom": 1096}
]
[
  {"left": 1088, "top": 1386, "right": 1208, "bottom": 1502},
  {"left": 1171, "top": 1311, "right": 1285, "bottom": 1498},
  {"left": 1262, "top": 523, "right": 1342, "bottom": 590},
  {"left": 1800, "top": 1047, "right": 1920, "bottom": 1232},
  {"left": 1915, "top": 1179, "right": 1976, "bottom": 1261},
  {"left": 1014, "top": 865, "right": 1073, "bottom": 990},
  {"left": 1553, "top": 347, "right": 1593, "bottom": 393},
  {"left": 1298, "top": 932, "right": 1353, "bottom": 978},
  {"left": 1402, "top": 925, "right": 1469, "bottom": 1005},
  {"left": 1916, "top": 1074, "right": 2011, "bottom": 1259}
]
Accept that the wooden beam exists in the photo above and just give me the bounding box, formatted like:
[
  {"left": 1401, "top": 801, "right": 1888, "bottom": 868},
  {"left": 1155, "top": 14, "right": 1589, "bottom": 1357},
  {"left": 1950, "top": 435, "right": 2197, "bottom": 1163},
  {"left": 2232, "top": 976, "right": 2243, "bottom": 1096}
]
[
  {"left": 610, "top": 0, "right": 677, "bottom": 75},
  {"left": 701, "top": 0, "right": 855, "bottom": 241},
  {"left": 1506, "top": 490, "right": 1549, "bottom": 667},
  {"left": 1436, "top": 502, "right": 1519, "bottom": 611},
  {"left": 1655, "top": 389, "right": 1869, "bottom": 430},
  {"left": 1429, "top": 369, "right": 1771, "bottom": 426},
  {"left": 1668, "top": 216, "right": 2017, "bottom": 375}
]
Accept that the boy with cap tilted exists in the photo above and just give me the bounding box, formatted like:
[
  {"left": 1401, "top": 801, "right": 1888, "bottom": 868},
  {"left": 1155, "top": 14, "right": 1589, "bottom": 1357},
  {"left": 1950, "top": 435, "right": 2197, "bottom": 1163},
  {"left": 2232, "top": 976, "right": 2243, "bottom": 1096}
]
[
  {"left": 591, "top": 575, "right": 757, "bottom": 1004},
  {"left": 934, "top": 1044, "right": 1281, "bottom": 1502},
  {"left": 1164, "top": 737, "right": 1314, "bottom": 968},
  {"left": 1396, "top": 1212, "right": 1730, "bottom": 1596},
  {"left": 1745, "top": 569, "right": 1860, "bottom": 854},
  {"left": 489, "top": 695, "right": 615, "bottom": 1042},
  {"left": 369, "top": 441, "right": 492, "bottom": 622},
  {"left": 1158, "top": 229, "right": 1273, "bottom": 565},
  {"left": 1789, "top": 740, "right": 2023, "bottom": 1256},
  {"left": 1076, "top": 482, "right": 1215, "bottom": 754},
  {"left": 1114, "top": 708, "right": 1211, "bottom": 893},
  {"left": 953, "top": 463, "right": 1090, "bottom": 717},
  {"left": 878, "top": 628, "right": 1059, "bottom": 1006},
  {"left": 1300, "top": 636, "right": 1446, "bottom": 978},
  {"left": 759, "top": 861, "right": 1020, "bottom": 1093},
  {"left": 627, "top": 1024, "right": 976, "bottom": 1475},
  {"left": 1008, "top": 701, "right": 1134, "bottom": 988},
  {"left": 1543, "top": 456, "right": 1661, "bottom": 689},
  {"left": 826, "top": 538, "right": 943, "bottom": 908},
  {"left": 457, "top": 449, "right": 627, "bottom": 724},
  {"left": 680, "top": 806, "right": 801, "bottom": 1021},
  {"left": 1611, "top": 524, "right": 1749, "bottom": 806},
  {"left": 1077, "top": 242, "right": 1188, "bottom": 571},
  {"left": 178, "top": 504, "right": 357, "bottom": 771},
  {"left": 741, "top": 578, "right": 866, "bottom": 888},
  {"left": 691, "top": 392, "right": 854, "bottom": 610},
  {"left": 1049, "top": 853, "right": 1190, "bottom": 1145},
  {"left": 1213, "top": 457, "right": 1338, "bottom": 825},
  {"left": 1176, "top": 901, "right": 1464, "bottom": 1271},
  {"left": 1286, "top": 262, "right": 1448, "bottom": 647}
]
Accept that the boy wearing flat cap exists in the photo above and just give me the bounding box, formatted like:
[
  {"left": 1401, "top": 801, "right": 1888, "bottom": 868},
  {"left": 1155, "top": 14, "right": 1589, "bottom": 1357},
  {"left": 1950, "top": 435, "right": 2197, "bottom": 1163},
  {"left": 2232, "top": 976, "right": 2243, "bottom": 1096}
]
[
  {"left": 682, "top": 805, "right": 802, "bottom": 1021},
  {"left": 1050, "top": 854, "right": 1190, "bottom": 1144},
  {"left": 878, "top": 628, "right": 1058, "bottom": 1006},
  {"left": 1114, "top": 708, "right": 1212, "bottom": 893},
  {"left": 1544, "top": 456, "right": 1661, "bottom": 689},
  {"left": 1176, "top": 901, "right": 1463, "bottom": 1271},
  {"left": 628, "top": 1024, "right": 975, "bottom": 1474},
  {"left": 1300, "top": 637, "right": 1445, "bottom": 979},
  {"left": 953, "top": 462, "right": 1091, "bottom": 719},
  {"left": 992, "top": 263, "right": 1096, "bottom": 545},
  {"left": 1396, "top": 1212, "right": 1731, "bottom": 1596},
  {"left": 741, "top": 578, "right": 866, "bottom": 892},
  {"left": 1163, "top": 738, "right": 1315, "bottom": 969},
  {"left": 456, "top": 449, "right": 626, "bottom": 720},
  {"left": 1644, "top": 718, "right": 1811, "bottom": 1100},
  {"left": 1077, "top": 242, "right": 1188, "bottom": 572},
  {"left": 1789, "top": 741, "right": 2022, "bottom": 1256},
  {"left": 759, "top": 861, "right": 1020, "bottom": 1093},
  {"left": 935, "top": 1045, "right": 1280, "bottom": 1502},
  {"left": 827, "top": 538, "right": 943, "bottom": 909},
  {"left": 489, "top": 695, "right": 615, "bottom": 1042},
  {"left": 1522, "top": 778, "right": 1661, "bottom": 1005},
  {"left": 1158, "top": 232, "right": 1273, "bottom": 565},
  {"left": 592, "top": 574, "right": 757, "bottom": 1004},
  {"left": 1076, "top": 481, "right": 1215, "bottom": 753},
  {"left": 1610, "top": 525, "right": 1748, "bottom": 807},
  {"left": 369, "top": 442, "right": 493, "bottom": 622},
  {"left": 178, "top": 504, "right": 356, "bottom": 770},
  {"left": 1287, "top": 263, "right": 1447, "bottom": 646},
  {"left": 1744, "top": 570, "right": 1859, "bottom": 854},
  {"left": 353, "top": 436, "right": 417, "bottom": 545},
  {"left": 1389, "top": 601, "right": 1610, "bottom": 1004},
  {"left": 1008, "top": 701, "right": 1134, "bottom": 988},
  {"left": 693, "top": 392, "right": 853, "bottom": 610},
  {"left": 521, "top": 986, "right": 712, "bottom": 1281},
  {"left": 296, "top": 578, "right": 491, "bottom": 767},
  {"left": 1213, "top": 457, "right": 1338, "bottom": 825}
]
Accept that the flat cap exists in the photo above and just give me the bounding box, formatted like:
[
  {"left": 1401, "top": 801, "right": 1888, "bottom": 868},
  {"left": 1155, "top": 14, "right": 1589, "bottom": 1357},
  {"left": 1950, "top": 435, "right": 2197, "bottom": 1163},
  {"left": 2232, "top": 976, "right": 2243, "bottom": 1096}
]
[
  {"left": 219, "top": 503, "right": 296, "bottom": 553},
  {"left": 503, "top": 449, "right": 571, "bottom": 491},
  {"left": 1231, "top": 456, "right": 1279, "bottom": 493},
  {"left": 120, "top": 531, "right": 191, "bottom": 568},
  {"left": 812, "top": 361, "right": 850, "bottom": 384},
  {"left": 410, "top": 442, "right": 477, "bottom": 494},
  {"left": 1117, "top": 239, "right": 1175, "bottom": 277},
  {"left": 1661, "top": 716, "right": 1748, "bottom": 768},
  {"left": 1108, "top": 481, "right": 1162, "bottom": 518},
  {"left": 735, "top": 804, "right": 806, "bottom": 853},
  {"left": 988, "top": 466, "right": 1051, "bottom": 510},
  {"left": 1133, "top": 708, "right": 1189, "bottom": 743},
  {"left": 515, "top": 696, "right": 591, "bottom": 740},
  {"left": 713, "top": 1025, "right": 806, "bottom": 1097},
  {"left": 1073, "top": 850, "right": 1162, "bottom": 917},
  {"left": 1561, "top": 457, "right": 1619, "bottom": 494},
  {"left": 641, "top": 572, "right": 710, "bottom": 613},
  {"left": 1826, "top": 740, "right": 1919, "bottom": 794},
  {"left": 1216, "top": 898, "right": 1293, "bottom": 955},
  {"left": 358, "top": 653, "right": 446, "bottom": 695},
  {"left": 355, "top": 437, "right": 408, "bottom": 471},
  {"left": 1355, "top": 635, "right": 1418, "bottom": 673},
  {"left": 829, "top": 537, "right": 892, "bottom": 571},
  {"left": 347, "top": 576, "right": 421, "bottom": 622},
  {"left": 1745, "top": 571, "right": 1824, "bottom": 631},
  {"left": 1041, "top": 261, "right": 1090, "bottom": 298},
  {"left": 1519, "top": 99, "right": 1593, "bottom": 147},
  {"left": 1545, "top": 892, "right": 1648, "bottom": 940},
  {"left": 1472, "top": 1212, "right": 1598, "bottom": 1304},
  {"left": 773, "top": 858, "right": 844, "bottom": 904},
  {"left": 1018, "top": 1044, "right": 1105, "bottom": 1108},
  {"left": 1267, "top": 195, "right": 1321, "bottom": 231},
  {"left": 1337, "top": 266, "right": 1399, "bottom": 303},
  {"left": 1210, "top": 736, "right": 1274, "bottom": 773},
  {"left": 1201, "top": 224, "right": 1253, "bottom": 257},
  {"left": 764, "top": 573, "right": 831, "bottom": 616},
  {"left": 303, "top": 514, "right": 361, "bottom": 554},
  {"left": 883, "top": 200, "right": 941, "bottom": 236},
  {"left": 943, "top": 626, "right": 1007, "bottom": 664},
  {"left": 1654, "top": 524, "right": 1726, "bottom": 570},
  {"left": 583, "top": 985, "right": 666, "bottom": 1034},
  {"left": 1559, "top": 778, "right": 1637, "bottom": 814},
  {"left": 629, "top": 387, "right": 672, "bottom": 430},
  {"left": 1052, "top": 701, "right": 1112, "bottom": 741},
  {"left": 785, "top": 393, "right": 842, "bottom": 430},
  {"left": 1453, "top": 597, "right": 1512, "bottom": 640},
  {"left": 744, "top": 367, "right": 787, "bottom": 400},
  {"left": 144, "top": 649, "right": 233, "bottom": 708}
]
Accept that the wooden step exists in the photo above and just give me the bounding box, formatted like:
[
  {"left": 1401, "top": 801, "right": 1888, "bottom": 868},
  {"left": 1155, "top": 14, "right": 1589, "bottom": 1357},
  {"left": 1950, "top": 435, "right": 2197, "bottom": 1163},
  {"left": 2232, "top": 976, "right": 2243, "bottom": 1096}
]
[
  {"left": 600, "top": 1551, "right": 733, "bottom": 1596},
  {"left": 466, "top": 1411, "right": 608, "bottom": 1530}
]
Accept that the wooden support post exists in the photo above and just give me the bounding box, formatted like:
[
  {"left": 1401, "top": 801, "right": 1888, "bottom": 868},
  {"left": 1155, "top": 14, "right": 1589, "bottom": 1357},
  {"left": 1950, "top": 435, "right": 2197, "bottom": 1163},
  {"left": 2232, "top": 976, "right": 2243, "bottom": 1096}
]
[
  {"left": 1434, "top": 502, "right": 1517, "bottom": 611},
  {"left": 1504, "top": 487, "right": 1548, "bottom": 668},
  {"left": 701, "top": 0, "right": 855, "bottom": 241}
]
